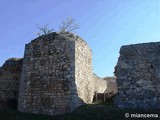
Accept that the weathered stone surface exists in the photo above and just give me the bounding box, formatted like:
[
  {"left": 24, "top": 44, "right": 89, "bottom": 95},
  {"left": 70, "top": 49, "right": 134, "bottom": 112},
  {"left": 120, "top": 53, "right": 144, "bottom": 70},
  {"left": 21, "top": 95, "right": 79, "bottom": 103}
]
[
  {"left": 75, "top": 39, "right": 94, "bottom": 104},
  {"left": 115, "top": 42, "right": 160, "bottom": 110},
  {"left": 103, "top": 77, "right": 117, "bottom": 93},
  {"left": 0, "top": 32, "right": 118, "bottom": 115},
  {"left": 93, "top": 74, "right": 107, "bottom": 93},
  {"left": 93, "top": 74, "right": 117, "bottom": 101},
  {"left": 93, "top": 74, "right": 117, "bottom": 94},
  {"left": 0, "top": 58, "right": 23, "bottom": 108},
  {"left": 18, "top": 32, "right": 93, "bottom": 115}
]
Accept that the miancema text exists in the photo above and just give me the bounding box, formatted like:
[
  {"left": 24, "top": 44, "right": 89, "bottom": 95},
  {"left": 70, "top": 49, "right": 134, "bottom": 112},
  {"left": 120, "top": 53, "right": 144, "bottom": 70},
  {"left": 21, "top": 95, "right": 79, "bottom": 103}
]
[{"left": 131, "top": 113, "right": 158, "bottom": 118}]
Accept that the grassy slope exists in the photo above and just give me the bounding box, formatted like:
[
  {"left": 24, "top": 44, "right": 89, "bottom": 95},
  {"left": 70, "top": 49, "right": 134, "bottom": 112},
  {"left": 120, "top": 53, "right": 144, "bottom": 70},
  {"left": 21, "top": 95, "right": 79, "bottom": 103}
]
[{"left": 0, "top": 102, "right": 159, "bottom": 120}]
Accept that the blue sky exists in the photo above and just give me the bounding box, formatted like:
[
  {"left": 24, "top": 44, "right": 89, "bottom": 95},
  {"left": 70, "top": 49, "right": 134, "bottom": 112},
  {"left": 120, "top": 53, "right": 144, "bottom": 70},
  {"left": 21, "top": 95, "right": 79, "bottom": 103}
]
[{"left": 0, "top": 0, "right": 159, "bottom": 77}]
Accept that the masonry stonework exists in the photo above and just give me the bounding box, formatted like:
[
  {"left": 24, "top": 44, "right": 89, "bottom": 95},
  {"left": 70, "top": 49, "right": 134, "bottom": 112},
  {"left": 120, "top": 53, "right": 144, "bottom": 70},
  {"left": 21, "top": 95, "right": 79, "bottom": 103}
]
[
  {"left": 93, "top": 74, "right": 107, "bottom": 93},
  {"left": 104, "top": 77, "right": 117, "bottom": 94},
  {"left": 18, "top": 32, "right": 93, "bottom": 115},
  {"left": 0, "top": 32, "right": 116, "bottom": 115},
  {"left": 115, "top": 42, "right": 160, "bottom": 110},
  {"left": 75, "top": 38, "right": 94, "bottom": 103},
  {"left": 93, "top": 74, "right": 117, "bottom": 102},
  {"left": 0, "top": 58, "right": 23, "bottom": 107}
]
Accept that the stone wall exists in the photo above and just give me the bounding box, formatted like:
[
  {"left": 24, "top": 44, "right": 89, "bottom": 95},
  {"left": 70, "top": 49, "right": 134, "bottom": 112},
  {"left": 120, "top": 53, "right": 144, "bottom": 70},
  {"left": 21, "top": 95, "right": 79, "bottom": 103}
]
[
  {"left": 0, "top": 31, "right": 119, "bottom": 115},
  {"left": 93, "top": 74, "right": 107, "bottom": 93},
  {"left": 103, "top": 77, "right": 117, "bottom": 93},
  {"left": 75, "top": 38, "right": 94, "bottom": 104},
  {"left": 115, "top": 42, "right": 160, "bottom": 110},
  {"left": 18, "top": 32, "right": 93, "bottom": 115},
  {"left": 93, "top": 74, "right": 117, "bottom": 102},
  {"left": 0, "top": 58, "right": 23, "bottom": 108},
  {"left": 93, "top": 74, "right": 117, "bottom": 94}
]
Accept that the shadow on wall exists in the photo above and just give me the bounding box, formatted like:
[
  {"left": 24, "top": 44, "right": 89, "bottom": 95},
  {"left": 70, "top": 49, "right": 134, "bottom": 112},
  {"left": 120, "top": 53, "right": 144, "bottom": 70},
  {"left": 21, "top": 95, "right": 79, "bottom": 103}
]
[
  {"left": 17, "top": 32, "right": 89, "bottom": 115},
  {"left": 0, "top": 58, "right": 23, "bottom": 110},
  {"left": 0, "top": 98, "right": 18, "bottom": 110},
  {"left": 93, "top": 92, "right": 116, "bottom": 103}
]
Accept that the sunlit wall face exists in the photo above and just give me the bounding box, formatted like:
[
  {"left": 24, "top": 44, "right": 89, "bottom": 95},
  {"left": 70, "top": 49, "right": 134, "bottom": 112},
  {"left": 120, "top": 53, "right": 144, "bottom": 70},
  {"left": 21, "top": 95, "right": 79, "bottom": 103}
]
[{"left": 0, "top": 0, "right": 159, "bottom": 77}]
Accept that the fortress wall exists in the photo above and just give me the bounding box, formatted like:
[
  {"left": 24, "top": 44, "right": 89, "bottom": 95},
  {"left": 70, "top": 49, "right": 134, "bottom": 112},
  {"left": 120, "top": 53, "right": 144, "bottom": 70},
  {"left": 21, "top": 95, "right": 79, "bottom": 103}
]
[
  {"left": 18, "top": 33, "right": 76, "bottom": 115},
  {"left": 93, "top": 74, "right": 107, "bottom": 93},
  {"left": 115, "top": 42, "right": 160, "bottom": 109},
  {"left": 104, "top": 77, "right": 117, "bottom": 93},
  {"left": 18, "top": 32, "right": 94, "bottom": 115},
  {"left": 75, "top": 37, "right": 94, "bottom": 103},
  {"left": 93, "top": 75, "right": 117, "bottom": 102},
  {"left": 0, "top": 58, "right": 23, "bottom": 108}
]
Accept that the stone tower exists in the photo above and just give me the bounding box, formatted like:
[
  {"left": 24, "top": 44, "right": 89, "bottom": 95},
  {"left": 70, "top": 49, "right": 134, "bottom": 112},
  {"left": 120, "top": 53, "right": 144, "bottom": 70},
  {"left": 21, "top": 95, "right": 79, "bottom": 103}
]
[
  {"left": 18, "top": 32, "right": 94, "bottom": 115},
  {"left": 115, "top": 42, "right": 160, "bottom": 110}
]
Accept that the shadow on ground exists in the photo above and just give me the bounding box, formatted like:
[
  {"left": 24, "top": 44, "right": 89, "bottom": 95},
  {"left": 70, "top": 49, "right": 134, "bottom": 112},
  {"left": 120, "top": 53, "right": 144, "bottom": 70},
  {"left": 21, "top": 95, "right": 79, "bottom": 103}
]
[{"left": 0, "top": 102, "right": 159, "bottom": 120}]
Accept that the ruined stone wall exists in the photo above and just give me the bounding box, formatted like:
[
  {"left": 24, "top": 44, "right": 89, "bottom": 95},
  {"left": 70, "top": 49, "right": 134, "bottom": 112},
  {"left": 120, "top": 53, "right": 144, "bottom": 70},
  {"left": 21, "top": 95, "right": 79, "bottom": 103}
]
[
  {"left": 0, "top": 58, "right": 23, "bottom": 108},
  {"left": 93, "top": 74, "right": 107, "bottom": 93},
  {"left": 75, "top": 37, "right": 93, "bottom": 103},
  {"left": 93, "top": 75, "right": 117, "bottom": 94},
  {"left": 115, "top": 42, "right": 160, "bottom": 110},
  {"left": 18, "top": 32, "right": 93, "bottom": 115},
  {"left": 93, "top": 75, "right": 117, "bottom": 102},
  {"left": 103, "top": 77, "right": 117, "bottom": 93}
]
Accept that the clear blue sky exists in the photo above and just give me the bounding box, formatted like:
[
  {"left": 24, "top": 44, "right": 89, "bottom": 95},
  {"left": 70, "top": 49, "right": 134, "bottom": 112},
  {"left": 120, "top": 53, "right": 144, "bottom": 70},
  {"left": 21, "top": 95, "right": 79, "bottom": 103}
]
[{"left": 0, "top": 0, "right": 159, "bottom": 77}]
